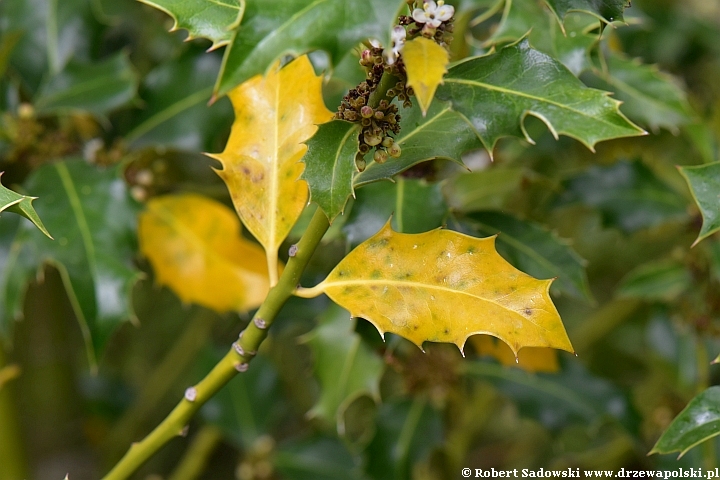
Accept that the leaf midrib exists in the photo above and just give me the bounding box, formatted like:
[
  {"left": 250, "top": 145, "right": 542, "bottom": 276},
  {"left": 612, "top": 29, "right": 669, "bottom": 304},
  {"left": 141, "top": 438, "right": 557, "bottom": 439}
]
[
  {"left": 444, "top": 76, "right": 622, "bottom": 130},
  {"left": 126, "top": 87, "right": 213, "bottom": 143},
  {"left": 320, "top": 278, "right": 550, "bottom": 332},
  {"left": 56, "top": 163, "right": 96, "bottom": 274},
  {"left": 36, "top": 72, "right": 132, "bottom": 108},
  {"left": 396, "top": 106, "right": 452, "bottom": 145},
  {"left": 329, "top": 125, "right": 357, "bottom": 212}
]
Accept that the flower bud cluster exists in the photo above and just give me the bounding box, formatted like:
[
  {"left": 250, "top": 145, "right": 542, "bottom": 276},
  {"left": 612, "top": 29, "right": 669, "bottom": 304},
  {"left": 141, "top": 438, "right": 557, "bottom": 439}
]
[
  {"left": 336, "top": 45, "right": 405, "bottom": 171},
  {"left": 400, "top": 0, "right": 455, "bottom": 49},
  {"left": 334, "top": 2, "right": 454, "bottom": 173}
]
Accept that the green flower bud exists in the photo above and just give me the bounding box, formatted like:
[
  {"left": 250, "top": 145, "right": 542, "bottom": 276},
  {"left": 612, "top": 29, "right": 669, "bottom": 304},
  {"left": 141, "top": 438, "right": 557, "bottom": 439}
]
[
  {"left": 374, "top": 149, "right": 389, "bottom": 164},
  {"left": 388, "top": 143, "right": 402, "bottom": 158},
  {"left": 364, "top": 130, "right": 382, "bottom": 146},
  {"left": 355, "top": 154, "right": 367, "bottom": 172}
]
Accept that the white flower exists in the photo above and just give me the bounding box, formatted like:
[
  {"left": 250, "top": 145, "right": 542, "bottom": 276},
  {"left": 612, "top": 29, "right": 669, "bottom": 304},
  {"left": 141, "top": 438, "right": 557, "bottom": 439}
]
[
  {"left": 412, "top": 0, "right": 454, "bottom": 28},
  {"left": 391, "top": 25, "right": 407, "bottom": 44},
  {"left": 384, "top": 25, "right": 407, "bottom": 65}
]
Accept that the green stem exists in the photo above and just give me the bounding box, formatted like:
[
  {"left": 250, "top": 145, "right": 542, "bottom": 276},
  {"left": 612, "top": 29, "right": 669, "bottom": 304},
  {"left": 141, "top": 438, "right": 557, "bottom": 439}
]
[
  {"left": 0, "top": 345, "right": 28, "bottom": 480},
  {"left": 368, "top": 72, "right": 398, "bottom": 108},
  {"left": 104, "top": 307, "right": 216, "bottom": 462},
  {"left": 167, "top": 425, "right": 223, "bottom": 480},
  {"left": 102, "top": 208, "right": 330, "bottom": 480}
]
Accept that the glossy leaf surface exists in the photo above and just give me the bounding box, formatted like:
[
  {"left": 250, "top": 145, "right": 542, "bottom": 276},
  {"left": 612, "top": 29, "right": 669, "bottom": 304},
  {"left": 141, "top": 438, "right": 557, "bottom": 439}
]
[
  {"left": 679, "top": 162, "right": 720, "bottom": 246},
  {"left": 303, "top": 305, "right": 384, "bottom": 429},
  {"left": 556, "top": 160, "right": 687, "bottom": 233},
  {"left": 584, "top": 53, "right": 693, "bottom": 132},
  {"left": 215, "top": 0, "right": 404, "bottom": 96},
  {"left": 435, "top": 40, "right": 644, "bottom": 156},
  {"left": 465, "top": 360, "right": 636, "bottom": 430},
  {"left": 34, "top": 53, "right": 138, "bottom": 117},
  {"left": 443, "top": 168, "right": 524, "bottom": 212},
  {"left": 126, "top": 49, "right": 233, "bottom": 152},
  {"left": 1, "top": 0, "right": 95, "bottom": 92},
  {"left": 138, "top": 194, "right": 273, "bottom": 313},
  {"left": 300, "top": 223, "right": 574, "bottom": 355},
  {"left": 0, "top": 159, "right": 140, "bottom": 369},
  {"left": 616, "top": 258, "right": 691, "bottom": 301},
  {"left": 545, "top": 0, "right": 629, "bottom": 23},
  {"left": 364, "top": 399, "right": 442, "bottom": 480},
  {"left": 462, "top": 211, "right": 592, "bottom": 301},
  {"left": 0, "top": 173, "right": 51, "bottom": 239},
  {"left": 403, "top": 37, "right": 449, "bottom": 116},
  {"left": 209, "top": 56, "right": 332, "bottom": 277},
  {"left": 484, "top": 0, "right": 612, "bottom": 80},
  {"left": 354, "top": 102, "right": 477, "bottom": 186},
  {"left": 274, "top": 436, "right": 366, "bottom": 480},
  {"left": 138, "top": 0, "right": 244, "bottom": 49},
  {"left": 343, "top": 178, "right": 448, "bottom": 246},
  {"left": 487, "top": 0, "right": 600, "bottom": 75},
  {"left": 301, "top": 120, "right": 360, "bottom": 223},
  {"left": 651, "top": 386, "right": 720, "bottom": 458}
]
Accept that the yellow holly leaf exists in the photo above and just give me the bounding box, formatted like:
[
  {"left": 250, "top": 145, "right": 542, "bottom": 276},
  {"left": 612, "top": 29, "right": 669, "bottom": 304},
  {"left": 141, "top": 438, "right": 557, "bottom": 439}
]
[
  {"left": 297, "top": 222, "right": 573, "bottom": 355},
  {"left": 207, "top": 55, "right": 333, "bottom": 285},
  {"left": 471, "top": 335, "right": 559, "bottom": 373},
  {"left": 138, "top": 193, "right": 275, "bottom": 313},
  {"left": 403, "top": 37, "right": 449, "bottom": 116}
]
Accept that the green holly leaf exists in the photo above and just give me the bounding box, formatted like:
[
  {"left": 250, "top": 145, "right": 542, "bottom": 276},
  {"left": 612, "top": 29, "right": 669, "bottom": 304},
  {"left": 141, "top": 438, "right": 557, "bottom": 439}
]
[
  {"left": 465, "top": 360, "right": 636, "bottom": 431},
  {"left": 460, "top": 211, "right": 593, "bottom": 302},
  {"left": 442, "top": 168, "right": 525, "bottom": 212},
  {"left": 364, "top": 399, "right": 443, "bottom": 480},
  {"left": 137, "top": 0, "right": 244, "bottom": 50},
  {"left": 302, "top": 305, "right": 384, "bottom": 432},
  {"left": 0, "top": 159, "right": 141, "bottom": 371},
  {"left": 487, "top": 0, "right": 547, "bottom": 45},
  {"left": 0, "top": 0, "right": 95, "bottom": 92},
  {"left": 545, "top": 0, "right": 630, "bottom": 23},
  {"left": 679, "top": 162, "right": 720, "bottom": 246},
  {"left": 343, "top": 178, "right": 448, "bottom": 246},
  {"left": 485, "top": 0, "right": 601, "bottom": 75},
  {"left": 274, "top": 436, "right": 366, "bottom": 480},
  {"left": 354, "top": 101, "right": 478, "bottom": 187},
  {"left": 584, "top": 53, "right": 694, "bottom": 133},
  {"left": 651, "top": 386, "right": 720, "bottom": 458},
  {"left": 0, "top": 173, "right": 51, "bottom": 239},
  {"left": 214, "top": 0, "right": 404, "bottom": 96},
  {"left": 435, "top": 39, "right": 645, "bottom": 157},
  {"left": 125, "top": 48, "right": 233, "bottom": 152},
  {"left": 616, "top": 258, "right": 692, "bottom": 302},
  {"left": 301, "top": 120, "right": 360, "bottom": 223},
  {"left": 556, "top": 160, "right": 687, "bottom": 233},
  {"left": 34, "top": 52, "right": 139, "bottom": 118},
  {"left": 538, "top": 12, "right": 601, "bottom": 75}
]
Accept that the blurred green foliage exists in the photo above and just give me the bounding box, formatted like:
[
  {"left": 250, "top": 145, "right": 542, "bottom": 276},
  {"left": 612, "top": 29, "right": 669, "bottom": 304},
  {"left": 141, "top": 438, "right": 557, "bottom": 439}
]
[{"left": 1, "top": 0, "right": 720, "bottom": 478}]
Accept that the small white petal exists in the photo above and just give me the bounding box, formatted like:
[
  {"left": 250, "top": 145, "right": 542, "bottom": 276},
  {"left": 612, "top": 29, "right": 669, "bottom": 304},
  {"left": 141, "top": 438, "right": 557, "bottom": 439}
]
[
  {"left": 424, "top": 0, "right": 438, "bottom": 11},
  {"left": 369, "top": 39, "right": 382, "bottom": 48},
  {"left": 412, "top": 9, "right": 428, "bottom": 23},
  {"left": 384, "top": 49, "right": 398, "bottom": 65},
  {"left": 391, "top": 26, "right": 406, "bottom": 44},
  {"left": 437, "top": 4, "right": 454, "bottom": 21},
  {"left": 428, "top": 18, "right": 442, "bottom": 28}
]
